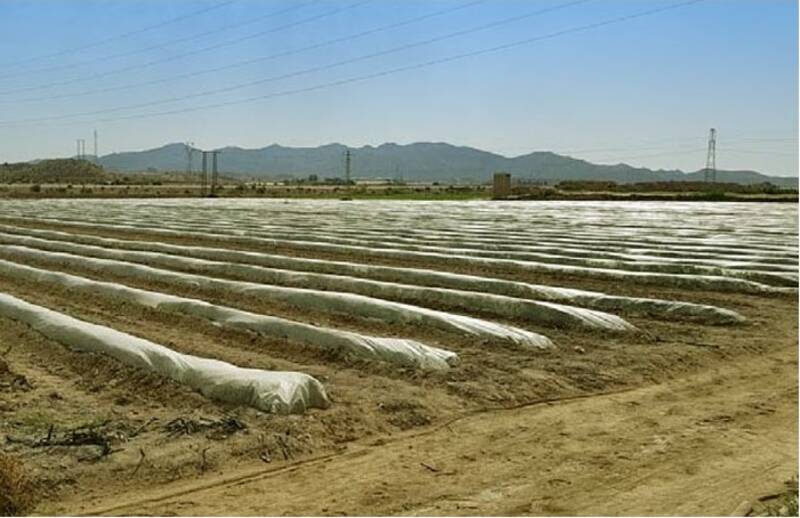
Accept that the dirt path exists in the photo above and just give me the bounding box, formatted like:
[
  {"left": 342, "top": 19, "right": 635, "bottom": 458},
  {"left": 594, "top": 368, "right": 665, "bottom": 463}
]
[{"left": 73, "top": 338, "right": 797, "bottom": 517}]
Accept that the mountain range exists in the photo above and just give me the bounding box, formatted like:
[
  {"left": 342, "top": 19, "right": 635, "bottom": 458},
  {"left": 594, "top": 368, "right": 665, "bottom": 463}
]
[{"left": 95, "top": 142, "right": 798, "bottom": 188}]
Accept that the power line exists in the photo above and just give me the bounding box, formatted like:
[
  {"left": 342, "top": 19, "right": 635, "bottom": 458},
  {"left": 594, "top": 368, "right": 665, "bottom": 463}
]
[
  {"left": 546, "top": 129, "right": 797, "bottom": 165},
  {"left": 585, "top": 146, "right": 708, "bottom": 163},
  {"left": 0, "top": 0, "right": 590, "bottom": 123},
  {"left": 0, "top": 0, "right": 706, "bottom": 128},
  {"left": 552, "top": 135, "right": 797, "bottom": 156},
  {"left": 536, "top": 133, "right": 797, "bottom": 163},
  {"left": 499, "top": 132, "right": 797, "bottom": 155},
  {"left": 0, "top": 1, "right": 369, "bottom": 96},
  {"left": 718, "top": 148, "right": 797, "bottom": 156},
  {"left": 6, "top": 0, "right": 487, "bottom": 105},
  {"left": 555, "top": 142, "right": 706, "bottom": 155},
  {"left": 0, "top": 1, "right": 318, "bottom": 81},
  {"left": 0, "top": 1, "right": 235, "bottom": 70},
  {"left": 732, "top": 137, "right": 798, "bottom": 142}
]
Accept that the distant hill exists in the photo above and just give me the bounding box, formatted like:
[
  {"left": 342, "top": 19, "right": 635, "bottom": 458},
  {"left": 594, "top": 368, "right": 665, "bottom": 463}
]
[
  {"left": 0, "top": 159, "right": 110, "bottom": 184},
  {"left": 95, "top": 142, "right": 797, "bottom": 188}
]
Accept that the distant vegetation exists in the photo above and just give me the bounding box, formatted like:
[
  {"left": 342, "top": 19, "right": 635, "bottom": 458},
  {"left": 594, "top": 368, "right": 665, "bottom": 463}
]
[
  {"left": 235, "top": 184, "right": 487, "bottom": 200},
  {"left": 504, "top": 180, "right": 798, "bottom": 202},
  {"left": 0, "top": 159, "right": 109, "bottom": 184},
  {"left": 554, "top": 180, "right": 797, "bottom": 194}
]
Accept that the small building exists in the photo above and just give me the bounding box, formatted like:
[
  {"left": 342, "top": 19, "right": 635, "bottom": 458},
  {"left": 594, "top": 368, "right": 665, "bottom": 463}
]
[{"left": 493, "top": 172, "right": 511, "bottom": 198}]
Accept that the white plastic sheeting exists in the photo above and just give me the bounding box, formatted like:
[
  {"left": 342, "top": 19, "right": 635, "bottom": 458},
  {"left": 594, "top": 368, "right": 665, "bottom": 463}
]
[
  {"left": 131, "top": 223, "right": 794, "bottom": 286},
  {"left": 0, "top": 229, "right": 635, "bottom": 332},
  {"left": 0, "top": 244, "right": 553, "bottom": 349},
  {"left": 0, "top": 292, "right": 330, "bottom": 414},
  {"left": 0, "top": 226, "right": 747, "bottom": 324},
  {"left": 0, "top": 210, "right": 797, "bottom": 293},
  {"left": 0, "top": 218, "right": 787, "bottom": 293},
  {"left": 6, "top": 203, "right": 797, "bottom": 258},
  {"left": 1, "top": 200, "right": 794, "bottom": 258},
  {"left": 0, "top": 259, "right": 458, "bottom": 370}
]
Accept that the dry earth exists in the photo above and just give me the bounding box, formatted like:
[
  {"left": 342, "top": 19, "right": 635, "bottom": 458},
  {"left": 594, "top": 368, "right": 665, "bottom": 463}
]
[{"left": 82, "top": 335, "right": 798, "bottom": 516}]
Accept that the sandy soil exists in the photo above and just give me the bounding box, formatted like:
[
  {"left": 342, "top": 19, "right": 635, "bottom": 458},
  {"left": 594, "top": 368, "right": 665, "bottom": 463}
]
[
  {"left": 81, "top": 335, "right": 798, "bottom": 516},
  {"left": 0, "top": 216, "right": 795, "bottom": 516}
]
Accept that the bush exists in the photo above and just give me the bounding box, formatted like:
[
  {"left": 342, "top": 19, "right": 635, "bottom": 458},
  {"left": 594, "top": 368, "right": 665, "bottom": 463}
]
[
  {"left": 698, "top": 191, "right": 729, "bottom": 201},
  {"left": 29, "top": 184, "right": 41, "bottom": 193},
  {"left": 0, "top": 452, "right": 35, "bottom": 515},
  {"left": 557, "top": 180, "right": 617, "bottom": 191}
]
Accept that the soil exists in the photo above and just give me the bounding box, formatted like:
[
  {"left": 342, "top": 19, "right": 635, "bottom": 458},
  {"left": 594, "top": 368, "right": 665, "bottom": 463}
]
[
  {"left": 0, "top": 216, "right": 795, "bottom": 516},
  {"left": 82, "top": 336, "right": 799, "bottom": 516}
]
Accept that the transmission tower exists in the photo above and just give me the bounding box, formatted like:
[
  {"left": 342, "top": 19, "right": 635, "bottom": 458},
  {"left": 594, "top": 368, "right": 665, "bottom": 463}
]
[
  {"left": 703, "top": 128, "right": 717, "bottom": 183},
  {"left": 75, "top": 139, "right": 86, "bottom": 160},
  {"left": 185, "top": 142, "right": 195, "bottom": 175},
  {"left": 344, "top": 149, "right": 352, "bottom": 185},
  {"left": 93, "top": 130, "right": 98, "bottom": 162},
  {"left": 199, "top": 149, "right": 221, "bottom": 197}
]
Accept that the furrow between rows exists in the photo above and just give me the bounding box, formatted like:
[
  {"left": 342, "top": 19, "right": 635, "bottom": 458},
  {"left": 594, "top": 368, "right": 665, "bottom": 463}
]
[
  {"left": 0, "top": 225, "right": 747, "bottom": 325},
  {"left": 0, "top": 242, "right": 553, "bottom": 349}
]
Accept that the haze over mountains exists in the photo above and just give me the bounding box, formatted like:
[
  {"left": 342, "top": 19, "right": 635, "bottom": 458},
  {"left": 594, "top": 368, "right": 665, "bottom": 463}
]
[{"left": 96, "top": 142, "right": 798, "bottom": 187}]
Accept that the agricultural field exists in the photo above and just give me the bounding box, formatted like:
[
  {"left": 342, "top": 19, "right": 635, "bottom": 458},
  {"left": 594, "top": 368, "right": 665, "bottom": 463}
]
[{"left": 0, "top": 199, "right": 796, "bottom": 515}]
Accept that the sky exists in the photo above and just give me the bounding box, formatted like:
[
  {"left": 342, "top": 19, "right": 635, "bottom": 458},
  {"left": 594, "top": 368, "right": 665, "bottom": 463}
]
[{"left": 0, "top": 0, "right": 796, "bottom": 175}]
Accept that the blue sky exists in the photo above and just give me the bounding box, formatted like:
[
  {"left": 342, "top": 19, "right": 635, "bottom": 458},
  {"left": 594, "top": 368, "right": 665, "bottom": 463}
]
[{"left": 0, "top": 0, "right": 796, "bottom": 175}]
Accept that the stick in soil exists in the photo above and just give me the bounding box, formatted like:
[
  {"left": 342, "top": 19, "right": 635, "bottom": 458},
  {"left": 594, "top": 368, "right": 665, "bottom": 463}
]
[
  {"left": 200, "top": 447, "right": 210, "bottom": 473},
  {"left": 131, "top": 417, "right": 158, "bottom": 438},
  {"left": 421, "top": 462, "right": 440, "bottom": 473},
  {"left": 132, "top": 448, "right": 146, "bottom": 476}
]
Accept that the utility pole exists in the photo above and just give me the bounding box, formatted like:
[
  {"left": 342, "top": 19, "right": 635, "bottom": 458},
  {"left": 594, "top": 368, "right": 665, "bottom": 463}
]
[
  {"left": 185, "top": 142, "right": 195, "bottom": 175},
  {"left": 344, "top": 149, "right": 352, "bottom": 185},
  {"left": 210, "top": 150, "right": 221, "bottom": 196},
  {"left": 704, "top": 128, "right": 717, "bottom": 183},
  {"left": 199, "top": 149, "right": 221, "bottom": 196},
  {"left": 76, "top": 139, "right": 86, "bottom": 160},
  {"left": 93, "top": 130, "right": 98, "bottom": 162},
  {"left": 201, "top": 151, "right": 208, "bottom": 196}
]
